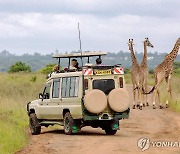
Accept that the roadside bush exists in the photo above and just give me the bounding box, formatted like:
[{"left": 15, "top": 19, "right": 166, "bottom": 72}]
[
  {"left": 173, "top": 61, "right": 180, "bottom": 77},
  {"left": 124, "top": 68, "right": 130, "bottom": 74},
  {"left": 39, "top": 64, "right": 62, "bottom": 75},
  {"left": 8, "top": 61, "right": 31, "bottom": 73},
  {"left": 149, "top": 69, "right": 154, "bottom": 74},
  {"left": 39, "top": 64, "right": 56, "bottom": 75},
  {"left": 173, "top": 61, "right": 180, "bottom": 69}
]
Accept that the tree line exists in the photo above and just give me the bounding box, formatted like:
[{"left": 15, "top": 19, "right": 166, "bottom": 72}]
[{"left": 0, "top": 50, "right": 180, "bottom": 73}]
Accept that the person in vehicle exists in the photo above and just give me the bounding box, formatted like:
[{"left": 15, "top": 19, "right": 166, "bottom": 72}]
[
  {"left": 47, "top": 65, "right": 60, "bottom": 78},
  {"left": 70, "top": 59, "right": 80, "bottom": 69},
  {"left": 96, "top": 58, "right": 102, "bottom": 65}
]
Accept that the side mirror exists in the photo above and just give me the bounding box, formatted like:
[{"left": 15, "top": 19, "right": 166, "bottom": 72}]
[
  {"left": 45, "top": 93, "right": 50, "bottom": 99},
  {"left": 39, "top": 93, "right": 43, "bottom": 99}
]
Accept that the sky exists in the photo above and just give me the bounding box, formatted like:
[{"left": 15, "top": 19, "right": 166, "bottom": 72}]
[{"left": 0, "top": 0, "right": 179, "bottom": 55}]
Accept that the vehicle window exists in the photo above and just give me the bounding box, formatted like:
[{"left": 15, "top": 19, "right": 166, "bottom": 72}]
[
  {"left": 62, "top": 77, "right": 79, "bottom": 98},
  {"left": 52, "top": 78, "right": 60, "bottom": 98},
  {"left": 70, "top": 77, "right": 79, "bottom": 97},
  {"left": 75, "top": 77, "right": 79, "bottom": 96},
  {"left": 93, "top": 79, "right": 115, "bottom": 95},
  {"left": 43, "top": 83, "right": 51, "bottom": 99},
  {"left": 119, "top": 77, "right": 123, "bottom": 88},
  {"left": 61, "top": 78, "right": 67, "bottom": 97},
  {"left": 66, "top": 77, "right": 71, "bottom": 97},
  {"left": 70, "top": 77, "right": 75, "bottom": 97}
]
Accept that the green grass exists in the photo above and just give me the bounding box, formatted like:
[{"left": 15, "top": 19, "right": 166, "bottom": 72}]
[
  {"left": 125, "top": 72, "right": 180, "bottom": 112},
  {"left": 0, "top": 73, "right": 46, "bottom": 154},
  {"left": 160, "top": 77, "right": 180, "bottom": 112},
  {"left": 124, "top": 73, "right": 131, "bottom": 84},
  {"left": 0, "top": 71, "right": 179, "bottom": 153}
]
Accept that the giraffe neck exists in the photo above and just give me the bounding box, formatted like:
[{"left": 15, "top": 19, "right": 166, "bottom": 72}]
[
  {"left": 130, "top": 44, "right": 139, "bottom": 65},
  {"left": 141, "top": 42, "right": 147, "bottom": 66},
  {"left": 166, "top": 43, "right": 180, "bottom": 63}
]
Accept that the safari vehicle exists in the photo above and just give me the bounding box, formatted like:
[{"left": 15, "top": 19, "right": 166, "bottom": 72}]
[{"left": 27, "top": 51, "right": 130, "bottom": 135}]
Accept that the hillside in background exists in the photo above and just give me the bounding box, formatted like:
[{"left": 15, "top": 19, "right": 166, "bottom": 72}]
[{"left": 0, "top": 50, "right": 180, "bottom": 72}]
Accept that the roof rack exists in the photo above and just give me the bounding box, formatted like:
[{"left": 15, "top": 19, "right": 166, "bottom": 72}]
[
  {"left": 52, "top": 51, "right": 107, "bottom": 58},
  {"left": 52, "top": 51, "right": 107, "bottom": 70}
]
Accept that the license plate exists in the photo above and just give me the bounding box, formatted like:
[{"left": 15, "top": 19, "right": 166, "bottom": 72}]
[{"left": 95, "top": 70, "right": 112, "bottom": 75}]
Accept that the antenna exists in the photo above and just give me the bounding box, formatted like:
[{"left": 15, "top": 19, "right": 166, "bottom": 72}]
[
  {"left": 78, "top": 22, "right": 85, "bottom": 96},
  {"left": 78, "top": 22, "right": 83, "bottom": 67},
  {"left": 78, "top": 22, "right": 82, "bottom": 51}
]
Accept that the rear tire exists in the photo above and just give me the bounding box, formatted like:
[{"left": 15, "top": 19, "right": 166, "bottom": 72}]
[
  {"left": 29, "top": 113, "right": 41, "bottom": 135},
  {"left": 64, "top": 112, "right": 74, "bottom": 135},
  {"left": 105, "top": 128, "right": 117, "bottom": 135}
]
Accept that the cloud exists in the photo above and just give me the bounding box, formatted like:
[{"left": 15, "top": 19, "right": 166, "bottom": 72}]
[
  {"left": 0, "top": 0, "right": 179, "bottom": 55},
  {"left": 0, "top": 0, "right": 180, "bottom": 18}
]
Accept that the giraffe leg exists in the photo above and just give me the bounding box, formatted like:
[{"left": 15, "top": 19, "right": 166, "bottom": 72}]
[
  {"left": 136, "top": 86, "right": 140, "bottom": 108},
  {"left": 165, "top": 76, "right": 169, "bottom": 108},
  {"left": 132, "top": 84, "right": 136, "bottom": 109},
  {"left": 143, "top": 101, "right": 146, "bottom": 107},
  {"left": 137, "top": 87, "right": 140, "bottom": 109},
  {"left": 142, "top": 87, "right": 145, "bottom": 110},
  {"left": 166, "top": 75, "right": 172, "bottom": 108},
  {"left": 153, "top": 73, "right": 165, "bottom": 109},
  {"left": 145, "top": 81, "right": 149, "bottom": 106},
  {"left": 142, "top": 88, "right": 145, "bottom": 108},
  {"left": 157, "top": 89, "right": 163, "bottom": 109},
  {"left": 139, "top": 86, "right": 143, "bottom": 110},
  {"left": 141, "top": 92, "right": 146, "bottom": 107},
  {"left": 152, "top": 88, "right": 158, "bottom": 109},
  {"left": 133, "top": 90, "right": 136, "bottom": 109},
  {"left": 142, "top": 90, "right": 145, "bottom": 107}
]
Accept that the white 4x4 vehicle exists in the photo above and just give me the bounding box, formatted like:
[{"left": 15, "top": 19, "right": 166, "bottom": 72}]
[{"left": 27, "top": 52, "right": 130, "bottom": 135}]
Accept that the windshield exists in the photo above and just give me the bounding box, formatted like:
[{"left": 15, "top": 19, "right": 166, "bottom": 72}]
[{"left": 93, "top": 79, "right": 115, "bottom": 95}]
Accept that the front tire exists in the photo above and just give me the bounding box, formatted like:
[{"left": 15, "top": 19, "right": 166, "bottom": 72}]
[
  {"left": 64, "top": 112, "right": 74, "bottom": 135},
  {"left": 29, "top": 113, "right": 41, "bottom": 135},
  {"left": 105, "top": 128, "right": 117, "bottom": 135}
]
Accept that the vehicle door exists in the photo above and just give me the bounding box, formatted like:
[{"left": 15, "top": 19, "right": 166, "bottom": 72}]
[
  {"left": 60, "top": 76, "right": 82, "bottom": 119},
  {"left": 38, "top": 78, "right": 61, "bottom": 119}
]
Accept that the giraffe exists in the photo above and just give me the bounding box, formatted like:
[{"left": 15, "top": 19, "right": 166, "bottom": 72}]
[
  {"left": 146, "top": 38, "right": 180, "bottom": 109},
  {"left": 140, "top": 38, "right": 154, "bottom": 107},
  {"left": 128, "top": 39, "right": 144, "bottom": 110}
]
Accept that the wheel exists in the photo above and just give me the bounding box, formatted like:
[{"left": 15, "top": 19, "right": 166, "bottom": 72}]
[
  {"left": 105, "top": 128, "right": 117, "bottom": 135},
  {"left": 64, "top": 112, "right": 74, "bottom": 135},
  {"left": 29, "top": 113, "right": 41, "bottom": 135}
]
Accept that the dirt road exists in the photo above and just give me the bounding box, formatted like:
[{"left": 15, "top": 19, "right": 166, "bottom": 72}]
[{"left": 17, "top": 85, "right": 180, "bottom": 154}]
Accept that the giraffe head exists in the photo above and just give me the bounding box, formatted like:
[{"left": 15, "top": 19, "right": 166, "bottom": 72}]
[
  {"left": 128, "top": 39, "right": 134, "bottom": 50},
  {"left": 144, "top": 38, "right": 154, "bottom": 48}
]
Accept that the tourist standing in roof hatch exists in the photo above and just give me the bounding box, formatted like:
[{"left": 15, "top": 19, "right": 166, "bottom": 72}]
[
  {"left": 70, "top": 59, "right": 80, "bottom": 69},
  {"left": 96, "top": 58, "right": 102, "bottom": 65}
]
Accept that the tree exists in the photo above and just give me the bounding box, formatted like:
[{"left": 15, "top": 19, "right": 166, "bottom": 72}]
[
  {"left": 173, "top": 61, "right": 180, "bottom": 76},
  {"left": 8, "top": 61, "right": 31, "bottom": 73}
]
